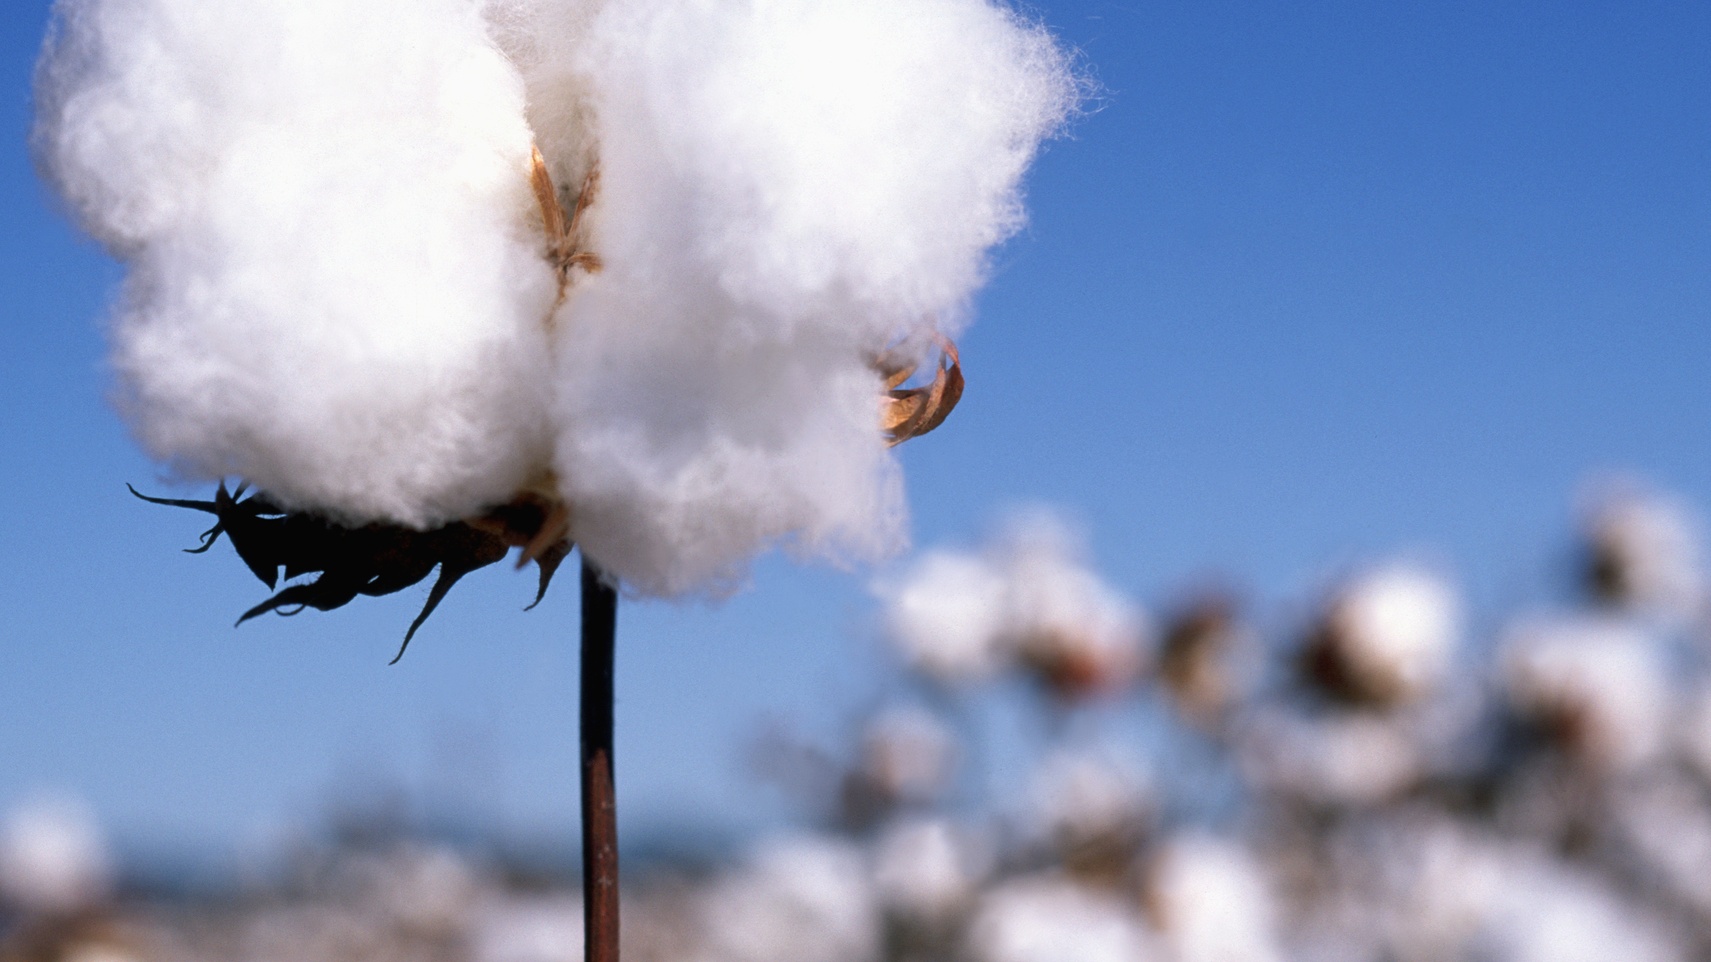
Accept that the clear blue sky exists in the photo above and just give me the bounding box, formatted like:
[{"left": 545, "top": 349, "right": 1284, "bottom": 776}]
[{"left": 4, "top": 0, "right": 1711, "bottom": 863}]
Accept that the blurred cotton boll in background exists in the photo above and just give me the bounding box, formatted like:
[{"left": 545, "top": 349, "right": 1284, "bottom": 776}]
[
  {"left": 1143, "top": 835, "right": 1281, "bottom": 962},
  {"left": 967, "top": 876, "right": 1159, "bottom": 962},
  {"left": 1157, "top": 595, "right": 1254, "bottom": 726},
  {"left": 878, "top": 549, "right": 1014, "bottom": 684},
  {"left": 1502, "top": 617, "right": 1669, "bottom": 773},
  {"left": 993, "top": 511, "right": 1150, "bottom": 700},
  {"left": 33, "top": 0, "right": 1077, "bottom": 593},
  {"left": 876, "top": 509, "right": 1146, "bottom": 696},
  {"left": 1480, "top": 856, "right": 1685, "bottom": 962},
  {"left": 1301, "top": 565, "right": 1460, "bottom": 708},
  {"left": 1028, "top": 750, "right": 1153, "bottom": 883},
  {"left": 847, "top": 707, "right": 958, "bottom": 812},
  {"left": 870, "top": 816, "right": 993, "bottom": 925},
  {"left": 1581, "top": 482, "right": 1707, "bottom": 622},
  {"left": 0, "top": 795, "right": 113, "bottom": 916},
  {"left": 688, "top": 836, "right": 878, "bottom": 962}
]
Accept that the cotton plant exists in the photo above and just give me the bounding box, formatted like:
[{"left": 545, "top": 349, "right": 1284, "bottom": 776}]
[{"left": 33, "top": 0, "right": 1077, "bottom": 956}]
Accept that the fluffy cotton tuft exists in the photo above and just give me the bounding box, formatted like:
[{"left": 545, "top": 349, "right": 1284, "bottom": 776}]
[
  {"left": 0, "top": 796, "right": 113, "bottom": 915},
  {"left": 996, "top": 513, "right": 1149, "bottom": 696},
  {"left": 35, "top": 0, "right": 559, "bottom": 527},
  {"left": 37, "top": 0, "right": 1076, "bottom": 593},
  {"left": 1308, "top": 565, "right": 1460, "bottom": 707},
  {"left": 879, "top": 549, "right": 1014, "bottom": 683},
  {"left": 1502, "top": 617, "right": 1668, "bottom": 772},
  {"left": 1145, "top": 835, "right": 1281, "bottom": 962},
  {"left": 968, "top": 876, "right": 1160, "bottom": 962},
  {"left": 693, "top": 835, "right": 879, "bottom": 962},
  {"left": 876, "top": 510, "right": 1148, "bottom": 693},
  {"left": 1582, "top": 484, "right": 1706, "bottom": 619},
  {"left": 552, "top": 0, "right": 1076, "bottom": 593},
  {"left": 871, "top": 817, "right": 992, "bottom": 921}
]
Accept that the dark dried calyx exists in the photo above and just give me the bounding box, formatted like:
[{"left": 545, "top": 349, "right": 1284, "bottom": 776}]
[{"left": 129, "top": 482, "right": 572, "bottom": 663}]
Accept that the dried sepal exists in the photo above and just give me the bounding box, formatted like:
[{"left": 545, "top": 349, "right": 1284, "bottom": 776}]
[
  {"left": 530, "top": 145, "right": 602, "bottom": 308},
  {"left": 880, "top": 334, "right": 964, "bottom": 446},
  {"left": 530, "top": 146, "right": 569, "bottom": 259},
  {"left": 130, "top": 483, "right": 574, "bottom": 662}
]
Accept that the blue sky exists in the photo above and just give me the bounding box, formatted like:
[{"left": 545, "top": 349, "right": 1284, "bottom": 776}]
[{"left": 4, "top": 0, "right": 1711, "bottom": 863}]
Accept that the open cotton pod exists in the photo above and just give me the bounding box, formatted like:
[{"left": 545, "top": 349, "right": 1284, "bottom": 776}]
[
  {"left": 838, "top": 706, "right": 960, "bottom": 828},
  {"left": 1580, "top": 483, "right": 1706, "bottom": 622},
  {"left": 1502, "top": 617, "right": 1669, "bottom": 774},
  {"left": 1301, "top": 565, "right": 1460, "bottom": 709},
  {"left": 993, "top": 513, "right": 1150, "bottom": 701},
  {"left": 1142, "top": 835, "right": 1282, "bottom": 962},
  {"left": 878, "top": 548, "right": 1016, "bottom": 685},
  {"left": 40, "top": 0, "right": 1078, "bottom": 635}
]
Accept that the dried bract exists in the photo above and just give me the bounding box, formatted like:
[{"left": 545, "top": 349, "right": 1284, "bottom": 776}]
[
  {"left": 130, "top": 483, "right": 572, "bottom": 662},
  {"left": 878, "top": 336, "right": 965, "bottom": 447}
]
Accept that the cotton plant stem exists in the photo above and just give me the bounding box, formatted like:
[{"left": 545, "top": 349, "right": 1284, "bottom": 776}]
[{"left": 580, "top": 557, "right": 620, "bottom": 962}]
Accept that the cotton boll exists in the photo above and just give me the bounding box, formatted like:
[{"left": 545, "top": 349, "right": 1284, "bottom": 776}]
[
  {"left": 993, "top": 513, "right": 1149, "bottom": 699},
  {"left": 1582, "top": 485, "right": 1705, "bottom": 620},
  {"left": 552, "top": 0, "right": 1075, "bottom": 594},
  {"left": 1303, "top": 566, "right": 1460, "bottom": 708},
  {"left": 878, "top": 550, "right": 1013, "bottom": 684},
  {"left": 1376, "top": 819, "right": 1510, "bottom": 962},
  {"left": 1503, "top": 617, "right": 1668, "bottom": 773},
  {"left": 1481, "top": 859, "right": 1685, "bottom": 962},
  {"left": 36, "top": 0, "right": 558, "bottom": 527},
  {"left": 853, "top": 707, "right": 958, "bottom": 807},
  {"left": 968, "top": 876, "right": 1161, "bottom": 962},
  {"left": 838, "top": 706, "right": 960, "bottom": 828},
  {"left": 1029, "top": 750, "right": 1153, "bottom": 881},
  {"left": 1144, "top": 835, "right": 1281, "bottom": 962},
  {"left": 871, "top": 817, "right": 992, "bottom": 923},
  {"left": 0, "top": 796, "right": 113, "bottom": 916},
  {"left": 690, "top": 835, "right": 879, "bottom": 962}
]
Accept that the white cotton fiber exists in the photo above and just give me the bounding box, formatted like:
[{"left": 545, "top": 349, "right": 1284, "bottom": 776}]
[
  {"left": 37, "top": 0, "right": 1076, "bottom": 595},
  {"left": 553, "top": 0, "right": 1076, "bottom": 594},
  {"left": 34, "top": 0, "right": 559, "bottom": 526}
]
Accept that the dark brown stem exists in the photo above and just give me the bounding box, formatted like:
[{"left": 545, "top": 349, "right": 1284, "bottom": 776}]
[{"left": 580, "top": 557, "right": 619, "bottom": 962}]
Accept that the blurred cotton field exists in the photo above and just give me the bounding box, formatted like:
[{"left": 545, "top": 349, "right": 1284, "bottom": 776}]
[{"left": 9, "top": 484, "right": 1711, "bottom": 962}]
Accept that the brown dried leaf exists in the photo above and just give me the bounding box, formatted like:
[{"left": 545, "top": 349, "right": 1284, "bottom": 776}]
[
  {"left": 530, "top": 145, "right": 569, "bottom": 254},
  {"left": 881, "top": 335, "right": 963, "bottom": 446}
]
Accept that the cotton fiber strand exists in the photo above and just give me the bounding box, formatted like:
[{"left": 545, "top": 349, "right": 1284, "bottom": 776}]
[
  {"left": 35, "top": 0, "right": 559, "bottom": 528},
  {"left": 36, "top": 0, "right": 1076, "bottom": 595}
]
